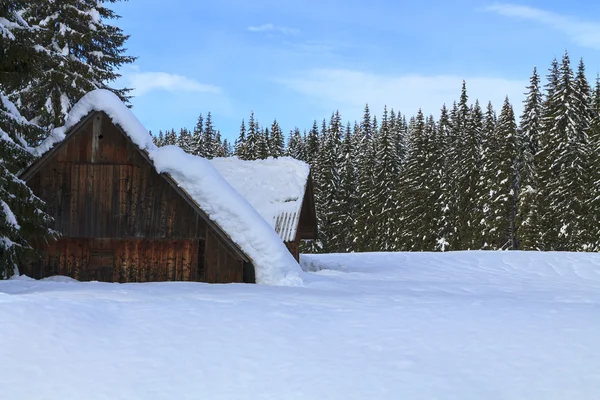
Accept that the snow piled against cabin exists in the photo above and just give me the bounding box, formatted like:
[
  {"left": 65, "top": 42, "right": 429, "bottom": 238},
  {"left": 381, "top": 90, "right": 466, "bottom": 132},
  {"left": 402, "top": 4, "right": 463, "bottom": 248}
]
[
  {"left": 2, "top": 251, "right": 600, "bottom": 400},
  {"left": 32, "top": 89, "right": 303, "bottom": 286},
  {"left": 150, "top": 147, "right": 303, "bottom": 286}
]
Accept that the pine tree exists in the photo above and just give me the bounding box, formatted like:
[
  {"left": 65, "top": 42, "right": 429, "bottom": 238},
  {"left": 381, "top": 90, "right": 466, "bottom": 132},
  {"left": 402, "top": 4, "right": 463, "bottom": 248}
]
[
  {"left": 482, "top": 98, "right": 520, "bottom": 249},
  {"left": 155, "top": 130, "right": 165, "bottom": 147},
  {"left": 372, "top": 106, "right": 401, "bottom": 250},
  {"left": 305, "top": 121, "right": 320, "bottom": 166},
  {"left": 245, "top": 111, "right": 260, "bottom": 160},
  {"left": 330, "top": 122, "right": 357, "bottom": 252},
  {"left": 270, "top": 119, "right": 285, "bottom": 158},
  {"left": 450, "top": 83, "right": 482, "bottom": 249},
  {"left": 393, "top": 110, "right": 408, "bottom": 166},
  {"left": 479, "top": 102, "right": 497, "bottom": 247},
  {"left": 588, "top": 76, "right": 600, "bottom": 250},
  {"left": 465, "top": 100, "right": 485, "bottom": 248},
  {"left": 222, "top": 138, "right": 233, "bottom": 157},
  {"left": 14, "top": 0, "right": 135, "bottom": 131},
  {"left": 315, "top": 111, "right": 343, "bottom": 252},
  {"left": 538, "top": 53, "right": 589, "bottom": 250},
  {"left": 517, "top": 67, "right": 543, "bottom": 250},
  {"left": 0, "top": 7, "right": 56, "bottom": 278},
  {"left": 214, "top": 132, "right": 226, "bottom": 157},
  {"left": 286, "top": 128, "right": 304, "bottom": 160},
  {"left": 354, "top": 104, "right": 377, "bottom": 251},
  {"left": 444, "top": 101, "right": 462, "bottom": 249},
  {"left": 192, "top": 113, "right": 204, "bottom": 156},
  {"left": 235, "top": 119, "right": 247, "bottom": 159},
  {"left": 164, "top": 129, "right": 177, "bottom": 146},
  {"left": 256, "top": 127, "right": 270, "bottom": 159},
  {"left": 399, "top": 110, "right": 442, "bottom": 251},
  {"left": 535, "top": 58, "right": 561, "bottom": 249},
  {"left": 177, "top": 128, "right": 193, "bottom": 153},
  {"left": 434, "top": 105, "right": 453, "bottom": 250},
  {"left": 203, "top": 112, "right": 216, "bottom": 158}
]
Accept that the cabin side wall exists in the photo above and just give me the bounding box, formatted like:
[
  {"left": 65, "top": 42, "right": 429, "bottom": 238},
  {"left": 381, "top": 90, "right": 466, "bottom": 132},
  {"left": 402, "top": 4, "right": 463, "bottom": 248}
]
[
  {"left": 297, "top": 178, "right": 318, "bottom": 240},
  {"left": 204, "top": 231, "right": 245, "bottom": 283},
  {"left": 285, "top": 241, "right": 300, "bottom": 261},
  {"left": 24, "top": 238, "right": 201, "bottom": 282}
]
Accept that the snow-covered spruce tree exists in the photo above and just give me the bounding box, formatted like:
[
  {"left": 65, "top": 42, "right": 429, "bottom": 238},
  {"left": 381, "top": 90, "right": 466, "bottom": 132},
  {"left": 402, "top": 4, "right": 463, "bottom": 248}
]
[
  {"left": 482, "top": 98, "right": 520, "bottom": 250},
  {"left": 256, "top": 127, "right": 270, "bottom": 160},
  {"left": 574, "top": 59, "right": 596, "bottom": 250},
  {"left": 464, "top": 100, "right": 485, "bottom": 249},
  {"left": 354, "top": 104, "right": 377, "bottom": 252},
  {"left": 269, "top": 119, "right": 285, "bottom": 158},
  {"left": 444, "top": 102, "right": 462, "bottom": 249},
  {"left": 0, "top": 6, "right": 56, "bottom": 278},
  {"left": 244, "top": 112, "right": 260, "bottom": 160},
  {"left": 191, "top": 113, "right": 204, "bottom": 156},
  {"left": 399, "top": 110, "right": 440, "bottom": 251},
  {"left": 351, "top": 121, "right": 362, "bottom": 164},
  {"left": 300, "top": 120, "right": 323, "bottom": 253},
  {"left": 588, "top": 76, "right": 600, "bottom": 250},
  {"left": 222, "top": 138, "right": 233, "bottom": 157},
  {"left": 305, "top": 121, "right": 320, "bottom": 166},
  {"left": 14, "top": 0, "right": 135, "bottom": 131},
  {"left": 315, "top": 111, "right": 343, "bottom": 252},
  {"left": 286, "top": 128, "right": 305, "bottom": 160},
  {"left": 234, "top": 119, "right": 247, "bottom": 159},
  {"left": 202, "top": 112, "right": 216, "bottom": 159},
  {"left": 214, "top": 132, "right": 226, "bottom": 157},
  {"left": 372, "top": 107, "right": 401, "bottom": 251},
  {"left": 478, "top": 102, "right": 497, "bottom": 248},
  {"left": 164, "top": 129, "right": 177, "bottom": 146},
  {"left": 303, "top": 122, "right": 322, "bottom": 252},
  {"left": 535, "top": 58, "right": 561, "bottom": 249},
  {"left": 434, "top": 104, "right": 454, "bottom": 251},
  {"left": 392, "top": 110, "right": 409, "bottom": 166},
  {"left": 448, "top": 84, "right": 483, "bottom": 250},
  {"left": 538, "top": 53, "right": 590, "bottom": 250},
  {"left": 177, "top": 128, "right": 194, "bottom": 154},
  {"left": 517, "top": 67, "right": 543, "bottom": 250},
  {"left": 329, "top": 122, "right": 358, "bottom": 252},
  {"left": 152, "top": 130, "right": 164, "bottom": 147}
]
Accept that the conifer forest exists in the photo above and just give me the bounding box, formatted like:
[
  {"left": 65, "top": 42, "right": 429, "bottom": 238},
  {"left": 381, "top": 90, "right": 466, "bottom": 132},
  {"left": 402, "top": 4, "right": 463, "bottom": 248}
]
[
  {"left": 154, "top": 55, "right": 600, "bottom": 254},
  {"left": 2, "top": 0, "right": 600, "bottom": 282}
]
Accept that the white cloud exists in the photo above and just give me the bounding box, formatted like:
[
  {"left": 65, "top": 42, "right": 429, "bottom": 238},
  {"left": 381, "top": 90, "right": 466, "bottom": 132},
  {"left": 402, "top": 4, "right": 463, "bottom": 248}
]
[
  {"left": 125, "top": 71, "right": 221, "bottom": 96},
  {"left": 276, "top": 69, "right": 528, "bottom": 119},
  {"left": 248, "top": 23, "right": 299, "bottom": 36},
  {"left": 485, "top": 3, "right": 600, "bottom": 50}
]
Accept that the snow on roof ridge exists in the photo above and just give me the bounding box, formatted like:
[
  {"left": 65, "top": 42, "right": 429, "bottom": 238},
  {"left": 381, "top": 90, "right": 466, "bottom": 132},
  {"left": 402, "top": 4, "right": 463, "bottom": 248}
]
[
  {"left": 34, "top": 89, "right": 156, "bottom": 157},
  {"left": 31, "top": 89, "right": 304, "bottom": 286}
]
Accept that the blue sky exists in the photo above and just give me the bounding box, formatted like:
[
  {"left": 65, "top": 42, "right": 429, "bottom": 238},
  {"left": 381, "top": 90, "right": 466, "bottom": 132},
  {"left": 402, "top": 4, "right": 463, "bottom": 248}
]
[{"left": 112, "top": 0, "right": 600, "bottom": 141}]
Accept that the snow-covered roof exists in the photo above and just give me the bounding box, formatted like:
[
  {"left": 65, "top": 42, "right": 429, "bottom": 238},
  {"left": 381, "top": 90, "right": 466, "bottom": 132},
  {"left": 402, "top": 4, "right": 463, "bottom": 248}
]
[
  {"left": 210, "top": 157, "right": 311, "bottom": 242},
  {"left": 32, "top": 90, "right": 303, "bottom": 286}
]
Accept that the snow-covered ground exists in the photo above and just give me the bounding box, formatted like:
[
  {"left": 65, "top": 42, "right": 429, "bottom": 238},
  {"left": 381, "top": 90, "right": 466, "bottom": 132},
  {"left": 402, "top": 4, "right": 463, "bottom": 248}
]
[{"left": 2, "top": 251, "right": 600, "bottom": 400}]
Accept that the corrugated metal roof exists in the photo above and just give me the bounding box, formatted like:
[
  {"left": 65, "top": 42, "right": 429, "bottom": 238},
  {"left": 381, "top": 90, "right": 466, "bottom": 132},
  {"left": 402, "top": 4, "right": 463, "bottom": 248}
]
[{"left": 274, "top": 211, "right": 301, "bottom": 242}]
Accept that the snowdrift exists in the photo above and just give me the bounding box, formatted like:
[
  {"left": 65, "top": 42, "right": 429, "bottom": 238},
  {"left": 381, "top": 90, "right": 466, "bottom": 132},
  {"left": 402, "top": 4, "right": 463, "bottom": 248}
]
[{"left": 2, "top": 251, "right": 599, "bottom": 399}]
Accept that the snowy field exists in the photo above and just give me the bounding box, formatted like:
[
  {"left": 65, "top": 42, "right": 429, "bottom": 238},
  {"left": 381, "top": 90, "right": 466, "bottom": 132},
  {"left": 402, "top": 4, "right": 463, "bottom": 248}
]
[{"left": 2, "top": 251, "right": 600, "bottom": 400}]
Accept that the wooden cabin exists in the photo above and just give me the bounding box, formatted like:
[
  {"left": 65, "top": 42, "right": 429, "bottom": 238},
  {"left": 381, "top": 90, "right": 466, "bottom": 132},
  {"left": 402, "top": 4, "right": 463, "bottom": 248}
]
[
  {"left": 19, "top": 90, "right": 318, "bottom": 284},
  {"left": 20, "top": 111, "right": 256, "bottom": 283}
]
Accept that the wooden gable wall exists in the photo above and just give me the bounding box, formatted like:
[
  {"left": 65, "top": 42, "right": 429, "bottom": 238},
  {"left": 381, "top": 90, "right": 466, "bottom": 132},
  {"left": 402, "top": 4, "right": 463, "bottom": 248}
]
[
  {"left": 25, "top": 112, "right": 207, "bottom": 239},
  {"left": 22, "top": 112, "right": 248, "bottom": 284}
]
